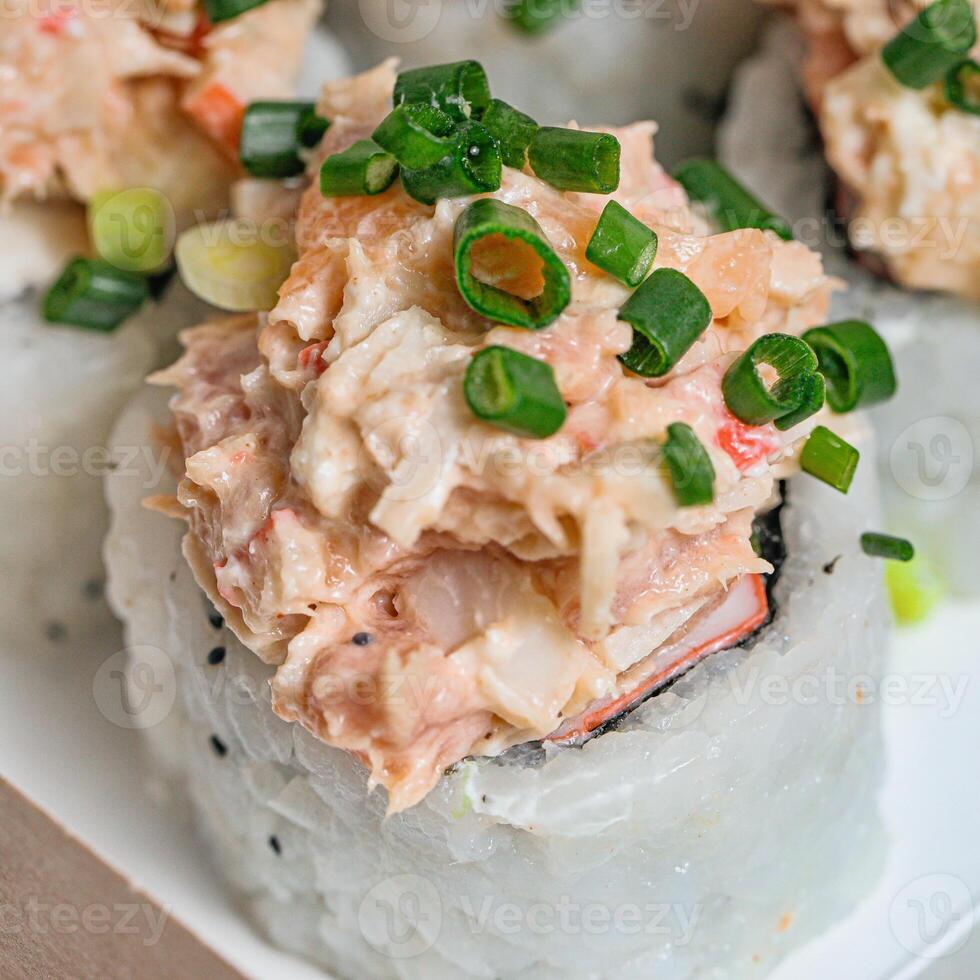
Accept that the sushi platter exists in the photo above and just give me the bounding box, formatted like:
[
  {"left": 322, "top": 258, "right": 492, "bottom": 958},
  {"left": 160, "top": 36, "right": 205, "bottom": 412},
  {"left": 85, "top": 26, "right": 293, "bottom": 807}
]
[{"left": 1, "top": 0, "right": 978, "bottom": 976}]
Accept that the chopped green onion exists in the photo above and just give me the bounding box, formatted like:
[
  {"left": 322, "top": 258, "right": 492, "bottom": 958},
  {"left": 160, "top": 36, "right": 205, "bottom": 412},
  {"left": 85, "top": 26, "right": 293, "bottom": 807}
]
[
  {"left": 945, "top": 58, "right": 980, "bottom": 113},
  {"left": 505, "top": 0, "right": 574, "bottom": 33},
  {"left": 722, "top": 334, "right": 820, "bottom": 426},
  {"left": 886, "top": 553, "right": 944, "bottom": 624},
  {"left": 463, "top": 345, "right": 566, "bottom": 438},
  {"left": 239, "top": 101, "right": 328, "bottom": 179},
  {"left": 881, "top": 0, "right": 977, "bottom": 89},
  {"left": 528, "top": 127, "right": 620, "bottom": 194},
  {"left": 43, "top": 257, "right": 149, "bottom": 332},
  {"left": 800, "top": 425, "right": 860, "bottom": 493},
  {"left": 393, "top": 61, "right": 491, "bottom": 122},
  {"left": 773, "top": 371, "right": 826, "bottom": 431},
  {"left": 175, "top": 219, "right": 296, "bottom": 312},
  {"left": 673, "top": 158, "right": 793, "bottom": 240},
  {"left": 661, "top": 422, "right": 715, "bottom": 507},
  {"left": 454, "top": 198, "right": 571, "bottom": 329},
  {"left": 802, "top": 320, "right": 897, "bottom": 413},
  {"left": 481, "top": 99, "right": 538, "bottom": 168},
  {"left": 586, "top": 200, "right": 658, "bottom": 287},
  {"left": 401, "top": 122, "right": 502, "bottom": 204},
  {"left": 203, "top": 0, "right": 267, "bottom": 23},
  {"left": 371, "top": 104, "right": 455, "bottom": 170},
  {"left": 88, "top": 187, "right": 175, "bottom": 274},
  {"left": 617, "top": 268, "right": 711, "bottom": 377},
  {"left": 861, "top": 532, "right": 915, "bottom": 562},
  {"left": 319, "top": 140, "right": 398, "bottom": 198}
]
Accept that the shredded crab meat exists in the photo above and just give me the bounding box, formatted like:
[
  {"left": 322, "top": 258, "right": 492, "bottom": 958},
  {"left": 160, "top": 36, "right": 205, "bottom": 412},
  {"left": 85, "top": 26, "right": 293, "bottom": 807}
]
[
  {"left": 0, "top": 0, "right": 320, "bottom": 212},
  {"left": 162, "top": 63, "right": 838, "bottom": 812}
]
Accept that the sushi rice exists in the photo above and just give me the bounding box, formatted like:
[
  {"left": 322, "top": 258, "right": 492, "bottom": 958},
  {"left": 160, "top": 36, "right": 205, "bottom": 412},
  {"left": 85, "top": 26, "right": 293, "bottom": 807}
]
[{"left": 105, "top": 379, "right": 887, "bottom": 978}]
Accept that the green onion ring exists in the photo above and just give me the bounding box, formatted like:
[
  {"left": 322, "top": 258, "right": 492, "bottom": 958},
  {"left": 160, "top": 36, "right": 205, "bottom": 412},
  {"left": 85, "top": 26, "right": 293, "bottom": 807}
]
[
  {"left": 401, "top": 122, "right": 502, "bottom": 204},
  {"left": 722, "top": 334, "right": 821, "bottom": 426},
  {"left": 773, "top": 371, "right": 826, "bottom": 431},
  {"left": 175, "top": 219, "right": 296, "bottom": 313},
  {"left": 661, "top": 422, "right": 716, "bottom": 507},
  {"left": 43, "top": 257, "right": 149, "bottom": 332},
  {"left": 371, "top": 104, "right": 455, "bottom": 170},
  {"left": 673, "top": 158, "right": 793, "bottom": 240},
  {"left": 88, "top": 187, "right": 175, "bottom": 274},
  {"left": 463, "top": 345, "right": 566, "bottom": 438},
  {"left": 394, "top": 61, "right": 491, "bottom": 122},
  {"left": 861, "top": 532, "right": 915, "bottom": 562},
  {"left": 586, "top": 200, "right": 658, "bottom": 287},
  {"left": 319, "top": 140, "right": 399, "bottom": 198},
  {"left": 240, "top": 101, "right": 328, "bottom": 179},
  {"left": 800, "top": 425, "right": 860, "bottom": 494},
  {"left": 617, "top": 268, "right": 711, "bottom": 377},
  {"left": 481, "top": 99, "right": 539, "bottom": 169},
  {"left": 881, "top": 0, "right": 977, "bottom": 89},
  {"left": 454, "top": 198, "right": 571, "bottom": 329},
  {"left": 528, "top": 127, "right": 621, "bottom": 194},
  {"left": 802, "top": 320, "right": 897, "bottom": 413}
]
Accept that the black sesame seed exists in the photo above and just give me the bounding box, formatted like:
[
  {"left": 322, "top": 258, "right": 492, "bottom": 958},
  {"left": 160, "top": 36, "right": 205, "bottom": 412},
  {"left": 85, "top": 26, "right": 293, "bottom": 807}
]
[
  {"left": 210, "top": 735, "right": 228, "bottom": 757},
  {"left": 268, "top": 835, "right": 282, "bottom": 855},
  {"left": 208, "top": 609, "right": 224, "bottom": 630},
  {"left": 45, "top": 621, "right": 67, "bottom": 642},
  {"left": 207, "top": 646, "right": 226, "bottom": 666},
  {"left": 83, "top": 578, "right": 104, "bottom": 601},
  {"left": 351, "top": 632, "right": 374, "bottom": 646}
]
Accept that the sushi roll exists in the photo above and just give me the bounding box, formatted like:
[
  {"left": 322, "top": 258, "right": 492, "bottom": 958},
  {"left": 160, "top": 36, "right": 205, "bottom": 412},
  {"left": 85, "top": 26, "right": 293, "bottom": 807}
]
[
  {"left": 0, "top": 0, "right": 324, "bottom": 218},
  {"left": 757, "top": 0, "right": 980, "bottom": 299},
  {"left": 0, "top": 1, "right": 342, "bottom": 641},
  {"left": 107, "top": 60, "right": 899, "bottom": 977},
  {"left": 329, "top": 0, "right": 767, "bottom": 166},
  {"left": 720, "top": 18, "right": 980, "bottom": 605}
]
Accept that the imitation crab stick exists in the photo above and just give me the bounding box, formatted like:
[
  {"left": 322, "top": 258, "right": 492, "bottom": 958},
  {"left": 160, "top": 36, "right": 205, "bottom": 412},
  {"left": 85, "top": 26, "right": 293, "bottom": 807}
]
[
  {"left": 550, "top": 574, "right": 769, "bottom": 742},
  {"left": 184, "top": 82, "right": 246, "bottom": 157}
]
